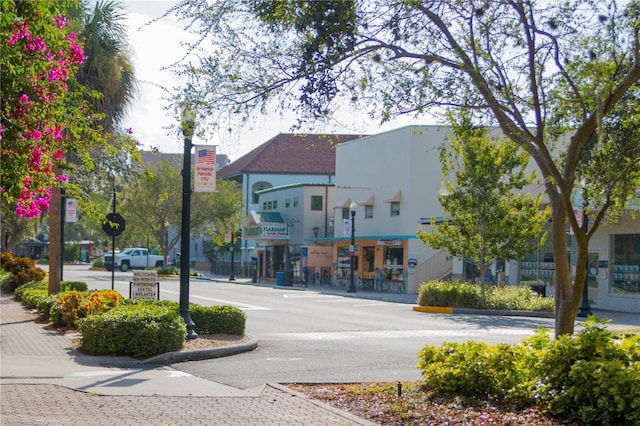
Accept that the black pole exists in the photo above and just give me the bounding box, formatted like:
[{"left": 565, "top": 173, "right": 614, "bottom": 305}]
[
  {"left": 229, "top": 232, "right": 236, "bottom": 281},
  {"left": 60, "top": 188, "right": 65, "bottom": 282},
  {"left": 578, "top": 211, "right": 592, "bottom": 317},
  {"left": 180, "top": 113, "right": 197, "bottom": 339},
  {"left": 111, "top": 185, "right": 116, "bottom": 290},
  {"left": 347, "top": 207, "right": 357, "bottom": 293}
]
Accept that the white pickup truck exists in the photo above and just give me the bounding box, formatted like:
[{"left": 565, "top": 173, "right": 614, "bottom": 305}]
[{"left": 104, "top": 248, "right": 164, "bottom": 272}]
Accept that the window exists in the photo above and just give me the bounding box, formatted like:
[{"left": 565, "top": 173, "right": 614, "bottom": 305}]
[
  {"left": 390, "top": 202, "right": 400, "bottom": 216},
  {"left": 293, "top": 196, "right": 299, "bottom": 207},
  {"left": 267, "top": 201, "right": 273, "bottom": 210},
  {"left": 611, "top": 233, "right": 640, "bottom": 295},
  {"left": 285, "top": 198, "right": 290, "bottom": 208},
  {"left": 341, "top": 208, "right": 349, "bottom": 220},
  {"left": 311, "top": 195, "right": 323, "bottom": 211},
  {"left": 365, "top": 205, "right": 373, "bottom": 219},
  {"left": 273, "top": 200, "right": 277, "bottom": 210},
  {"left": 262, "top": 202, "right": 267, "bottom": 211}
]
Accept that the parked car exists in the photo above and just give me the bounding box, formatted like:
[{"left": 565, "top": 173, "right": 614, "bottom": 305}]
[{"left": 104, "top": 248, "right": 164, "bottom": 272}]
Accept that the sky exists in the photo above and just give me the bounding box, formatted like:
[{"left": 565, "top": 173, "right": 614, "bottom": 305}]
[{"left": 119, "top": 1, "right": 429, "bottom": 161}]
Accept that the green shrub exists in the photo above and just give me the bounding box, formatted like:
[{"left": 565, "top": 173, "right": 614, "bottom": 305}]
[
  {"left": 78, "top": 304, "right": 186, "bottom": 359},
  {"left": 189, "top": 304, "right": 246, "bottom": 335},
  {"left": 0, "top": 252, "right": 46, "bottom": 291},
  {"left": 483, "top": 285, "right": 554, "bottom": 311},
  {"left": 21, "top": 288, "right": 50, "bottom": 310},
  {"left": 61, "top": 281, "right": 88, "bottom": 292},
  {"left": 417, "top": 279, "right": 553, "bottom": 311},
  {"left": 153, "top": 266, "right": 180, "bottom": 275},
  {"left": 92, "top": 257, "right": 104, "bottom": 268},
  {"left": 417, "top": 340, "right": 535, "bottom": 402},
  {"left": 534, "top": 318, "right": 640, "bottom": 424},
  {"left": 14, "top": 279, "right": 47, "bottom": 301},
  {"left": 417, "top": 279, "right": 481, "bottom": 308},
  {"left": 0, "top": 270, "right": 11, "bottom": 291}
]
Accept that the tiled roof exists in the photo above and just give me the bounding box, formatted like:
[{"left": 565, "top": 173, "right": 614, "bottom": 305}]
[{"left": 219, "top": 133, "right": 365, "bottom": 178}]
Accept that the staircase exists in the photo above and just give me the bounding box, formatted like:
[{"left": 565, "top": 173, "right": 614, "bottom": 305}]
[{"left": 414, "top": 251, "right": 452, "bottom": 285}]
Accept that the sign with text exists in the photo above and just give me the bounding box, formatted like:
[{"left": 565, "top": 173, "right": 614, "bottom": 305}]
[
  {"left": 65, "top": 198, "right": 77, "bottom": 223},
  {"left": 194, "top": 145, "right": 217, "bottom": 193},
  {"left": 130, "top": 270, "right": 159, "bottom": 300}
]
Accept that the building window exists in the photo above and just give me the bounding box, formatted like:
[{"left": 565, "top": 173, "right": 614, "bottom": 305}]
[
  {"left": 365, "top": 205, "right": 373, "bottom": 219},
  {"left": 611, "top": 233, "right": 640, "bottom": 295},
  {"left": 390, "top": 202, "right": 400, "bottom": 216},
  {"left": 293, "top": 197, "right": 299, "bottom": 207},
  {"left": 341, "top": 208, "right": 349, "bottom": 220},
  {"left": 285, "top": 198, "right": 290, "bottom": 208},
  {"left": 267, "top": 201, "right": 273, "bottom": 210},
  {"left": 311, "top": 195, "right": 323, "bottom": 211},
  {"left": 262, "top": 202, "right": 267, "bottom": 211},
  {"left": 273, "top": 200, "right": 277, "bottom": 210}
]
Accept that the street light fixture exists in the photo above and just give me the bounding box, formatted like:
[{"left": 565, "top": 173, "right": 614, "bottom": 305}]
[
  {"left": 347, "top": 202, "right": 357, "bottom": 293},
  {"left": 179, "top": 105, "right": 197, "bottom": 340},
  {"left": 312, "top": 226, "right": 320, "bottom": 238}
]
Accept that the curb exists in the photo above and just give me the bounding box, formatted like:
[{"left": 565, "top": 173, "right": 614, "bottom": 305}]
[
  {"left": 413, "top": 305, "right": 555, "bottom": 318},
  {"left": 142, "top": 340, "right": 258, "bottom": 364}
]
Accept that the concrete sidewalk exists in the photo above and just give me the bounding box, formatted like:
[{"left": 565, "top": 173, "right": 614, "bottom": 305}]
[{"left": 0, "top": 291, "right": 373, "bottom": 425}]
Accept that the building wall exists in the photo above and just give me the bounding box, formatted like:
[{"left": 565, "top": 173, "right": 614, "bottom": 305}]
[{"left": 335, "top": 125, "right": 452, "bottom": 293}]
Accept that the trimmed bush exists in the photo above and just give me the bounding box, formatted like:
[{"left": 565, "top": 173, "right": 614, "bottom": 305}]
[
  {"left": 417, "top": 279, "right": 553, "bottom": 311},
  {"left": 417, "top": 279, "right": 482, "bottom": 308},
  {"left": 534, "top": 318, "right": 640, "bottom": 424},
  {"left": 417, "top": 318, "right": 640, "bottom": 425},
  {"left": 417, "top": 340, "right": 534, "bottom": 401},
  {"left": 14, "top": 279, "right": 47, "bottom": 301},
  {"left": 78, "top": 304, "right": 186, "bottom": 359},
  {"left": 189, "top": 304, "right": 246, "bottom": 335},
  {"left": 0, "top": 252, "right": 46, "bottom": 291},
  {"left": 61, "top": 281, "right": 88, "bottom": 292},
  {"left": 91, "top": 256, "right": 104, "bottom": 268}
]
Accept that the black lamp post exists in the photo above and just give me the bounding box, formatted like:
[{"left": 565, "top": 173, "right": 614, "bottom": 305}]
[
  {"left": 347, "top": 202, "right": 357, "bottom": 293},
  {"left": 577, "top": 208, "right": 592, "bottom": 317},
  {"left": 229, "top": 231, "right": 239, "bottom": 281},
  {"left": 179, "top": 106, "right": 197, "bottom": 339},
  {"left": 313, "top": 226, "right": 319, "bottom": 238}
]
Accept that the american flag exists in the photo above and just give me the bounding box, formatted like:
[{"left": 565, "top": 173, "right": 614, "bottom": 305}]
[{"left": 197, "top": 148, "right": 215, "bottom": 165}]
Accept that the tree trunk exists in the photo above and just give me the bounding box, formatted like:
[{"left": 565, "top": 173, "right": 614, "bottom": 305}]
[
  {"left": 48, "top": 186, "right": 61, "bottom": 295},
  {"left": 550, "top": 195, "right": 589, "bottom": 337}
]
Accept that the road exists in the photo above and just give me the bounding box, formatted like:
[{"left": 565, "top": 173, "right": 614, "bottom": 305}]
[{"left": 62, "top": 265, "right": 557, "bottom": 389}]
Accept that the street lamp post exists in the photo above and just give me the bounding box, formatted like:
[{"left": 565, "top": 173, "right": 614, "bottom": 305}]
[
  {"left": 179, "top": 106, "right": 197, "bottom": 339},
  {"left": 577, "top": 209, "right": 592, "bottom": 317},
  {"left": 347, "top": 202, "right": 357, "bottom": 293},
  {"left": 229, "top": 231, "right": 238, "bottom": 281}
]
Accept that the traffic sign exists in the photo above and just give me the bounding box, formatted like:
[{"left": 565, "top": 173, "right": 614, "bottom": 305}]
[{"left": 102, "top": 213, "right": 126, "bottom": 236}]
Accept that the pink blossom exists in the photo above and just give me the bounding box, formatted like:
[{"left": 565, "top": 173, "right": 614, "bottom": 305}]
[
  {"left": 52, "top": 150, "right": 64, "bottom": 159},
  {"left": 55, "top": 15, "right": 66, "bottom": 30},
  {"left": 58, "top": 175, "right": 69, "bottom": 183},
  {"left": 20, "top": 94, "right": 30, "bottom": 104}
]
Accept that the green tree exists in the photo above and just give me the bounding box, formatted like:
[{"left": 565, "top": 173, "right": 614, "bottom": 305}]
[
  {"left": 120, "top": 159, "right": 243, "bottom": 262},
  {"left": 167, "top": 0, "right": 640, "bottom": 336},
  {"left": 418, "top": 117, "right": 550, "bottom": 292}
]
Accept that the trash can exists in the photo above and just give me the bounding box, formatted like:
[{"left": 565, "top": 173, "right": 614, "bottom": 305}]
[
  {"left": 529, "top": 284, "right": 546, "bottom": 297},
  {"left": 276, "top": 271, "right": 285, "bottom": 286}
]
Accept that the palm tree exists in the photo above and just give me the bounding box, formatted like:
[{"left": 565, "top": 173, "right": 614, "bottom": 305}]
[
  {"left": 76, "top": 0, "right": 136, "bottom": 132},
  {"left": 49, "top": 0, "right": 137, "bottom": 293}
]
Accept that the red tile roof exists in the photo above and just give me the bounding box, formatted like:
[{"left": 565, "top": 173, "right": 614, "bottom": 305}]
[{"left": 219, "top": 133, "right": 365, "bottom": 178}]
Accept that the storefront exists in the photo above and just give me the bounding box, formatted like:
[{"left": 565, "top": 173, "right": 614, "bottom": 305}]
[{"left": 333, "top": 238, "right": 408, "bottom": 293}]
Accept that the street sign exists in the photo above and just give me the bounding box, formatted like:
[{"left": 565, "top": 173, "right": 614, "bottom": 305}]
[{"left": 102, "top": 213, "right": 126, "bottom": 236}]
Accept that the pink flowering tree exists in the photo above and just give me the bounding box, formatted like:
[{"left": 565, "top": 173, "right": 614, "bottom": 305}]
[{"left": 1, "top": 0, "right": 105, "bottom": 219}]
